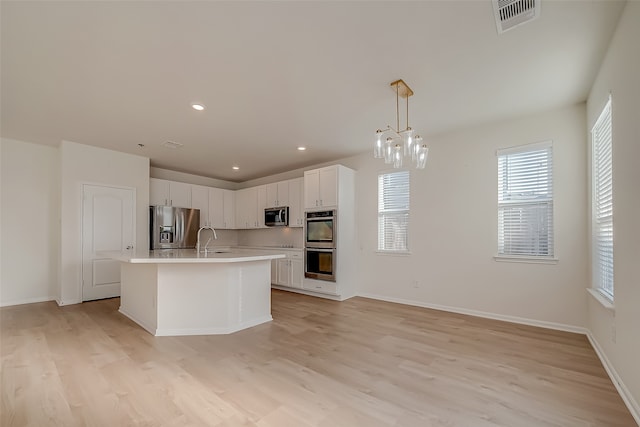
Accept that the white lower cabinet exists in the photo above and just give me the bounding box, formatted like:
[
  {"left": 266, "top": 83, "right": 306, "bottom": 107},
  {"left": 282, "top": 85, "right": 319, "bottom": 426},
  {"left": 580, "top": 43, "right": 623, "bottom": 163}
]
[
  {"left": 272, "top": 250, "right": 303, "bottom": 289},
  {"left": 290, "top": 257, "right": 303, "bottom": 288}
]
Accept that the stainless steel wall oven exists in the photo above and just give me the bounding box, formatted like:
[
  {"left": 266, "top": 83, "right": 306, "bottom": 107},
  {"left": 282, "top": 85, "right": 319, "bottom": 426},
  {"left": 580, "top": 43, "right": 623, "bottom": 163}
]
[{"left": 305, "top": 210, "right": 336, "bottom": 282}]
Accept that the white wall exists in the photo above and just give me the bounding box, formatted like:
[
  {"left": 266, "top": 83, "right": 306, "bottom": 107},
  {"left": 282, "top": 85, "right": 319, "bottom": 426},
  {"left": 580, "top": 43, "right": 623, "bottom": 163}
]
[
  {"left": 586, "top": 1, "right": 640, "bottom": 418},
  {"left": 0, "top": 138, "right": 59, "bottom": 306},
  {"left": 59, "top": 141, "right": 149, "bottom": 305},
  {"left": 340, "top": 104, "right": 589, "bottom": 330}
]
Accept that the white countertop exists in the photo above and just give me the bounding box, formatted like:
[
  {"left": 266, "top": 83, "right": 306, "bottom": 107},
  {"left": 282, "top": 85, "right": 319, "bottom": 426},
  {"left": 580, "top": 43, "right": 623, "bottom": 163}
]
[{"left": 102, "top": 248, "right": 286, "bottom": 264}]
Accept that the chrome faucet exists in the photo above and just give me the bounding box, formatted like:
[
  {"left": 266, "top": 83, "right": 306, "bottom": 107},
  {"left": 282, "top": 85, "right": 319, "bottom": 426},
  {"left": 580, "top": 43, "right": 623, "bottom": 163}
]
[{"left": 196, "top": 226, "right": 217, "bottom": 254}]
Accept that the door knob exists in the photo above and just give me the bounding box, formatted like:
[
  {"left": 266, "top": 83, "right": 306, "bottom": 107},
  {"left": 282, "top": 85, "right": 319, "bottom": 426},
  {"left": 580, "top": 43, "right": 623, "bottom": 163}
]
[{"left": 126, "top": 245, "right": 133, "bottom": 250}]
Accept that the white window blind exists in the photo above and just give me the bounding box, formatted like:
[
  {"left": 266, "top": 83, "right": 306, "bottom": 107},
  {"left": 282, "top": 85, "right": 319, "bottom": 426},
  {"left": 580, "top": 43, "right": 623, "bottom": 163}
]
[
  {"left": 497, "top": 141, "right": 554, "bottom": 258},
  {"left": 378, "top": 171, "right": 410, "bottom": 252},
  {"left": 592, "top": 98, "right": 613, "bottom": 300}
]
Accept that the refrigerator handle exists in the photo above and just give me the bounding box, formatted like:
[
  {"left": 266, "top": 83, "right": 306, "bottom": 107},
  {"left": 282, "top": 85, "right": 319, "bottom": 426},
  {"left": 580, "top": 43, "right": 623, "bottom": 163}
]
[{"left": 175, "top": 209, "right": 183, "bottom": 243}]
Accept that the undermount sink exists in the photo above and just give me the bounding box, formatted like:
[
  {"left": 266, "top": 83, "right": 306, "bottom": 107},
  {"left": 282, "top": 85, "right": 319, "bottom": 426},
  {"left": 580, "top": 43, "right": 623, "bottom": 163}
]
[{"left": 210, "top": 247, "right": 231, "bottom": 253}]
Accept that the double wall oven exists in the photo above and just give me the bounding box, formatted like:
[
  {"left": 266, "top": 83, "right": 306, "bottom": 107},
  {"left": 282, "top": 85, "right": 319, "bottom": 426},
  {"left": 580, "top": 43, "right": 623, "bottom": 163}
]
[{"left": 304, "top": 210, "right": 336, "bottom": 282}]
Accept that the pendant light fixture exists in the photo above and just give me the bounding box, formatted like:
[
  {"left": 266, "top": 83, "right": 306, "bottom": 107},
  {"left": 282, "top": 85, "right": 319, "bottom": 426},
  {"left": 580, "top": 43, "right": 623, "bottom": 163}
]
[{"left": 374, "top": 79, "right": 428, "bottom": 169}]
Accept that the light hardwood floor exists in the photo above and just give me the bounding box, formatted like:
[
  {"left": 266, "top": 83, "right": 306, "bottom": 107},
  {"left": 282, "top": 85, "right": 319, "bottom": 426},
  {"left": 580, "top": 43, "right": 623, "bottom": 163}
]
[{"left": 1, "top": 290, "right": 636, "bottom": 426}]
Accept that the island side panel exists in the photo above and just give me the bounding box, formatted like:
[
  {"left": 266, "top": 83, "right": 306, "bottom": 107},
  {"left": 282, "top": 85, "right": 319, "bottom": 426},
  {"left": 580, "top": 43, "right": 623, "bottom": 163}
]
[
  {"left": 154, "top": 261, "right": 273, "bottom": 336},
  {"left": 119, "top": 262, "right": 159, "bottom": 335},
  {"left": 155, "top": 263, "right": 234, "bottom": 336},
  {"left": 236, "top": 260, "right": 272, "bottom": 330}
]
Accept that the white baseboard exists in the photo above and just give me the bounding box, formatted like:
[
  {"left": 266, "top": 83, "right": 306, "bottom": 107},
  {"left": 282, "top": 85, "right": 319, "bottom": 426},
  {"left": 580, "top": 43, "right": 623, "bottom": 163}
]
[
  {"left": 357, "top": 292, "right": 587, "bottom": 334},
  {"left": 272, "top": 285, "right": 345, "bottom": 301},
  {"left": 56, "top": 298, "right": 82, "bottom": 307},
  {"left": 155, "top": 315, "right": 273, "bottom": 337},
  {"left": 0, "top": 296, "right": 56, "bottom": 307},
  {"left": 587, "top": 332, "right": 640, "bottom": 426}
]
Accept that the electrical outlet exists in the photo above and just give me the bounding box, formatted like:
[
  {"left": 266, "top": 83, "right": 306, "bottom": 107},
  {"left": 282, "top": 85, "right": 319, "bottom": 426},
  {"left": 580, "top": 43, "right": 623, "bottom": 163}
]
[{"left": 412, "top": 280, "right": 420, "bottom": 289}]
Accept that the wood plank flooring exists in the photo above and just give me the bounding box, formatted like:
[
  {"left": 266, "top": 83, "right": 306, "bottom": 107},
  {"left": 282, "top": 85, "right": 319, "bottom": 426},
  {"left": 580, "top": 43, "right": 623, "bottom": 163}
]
[{"left": 1, "top": 290, "right": 636, "bottom": 426}]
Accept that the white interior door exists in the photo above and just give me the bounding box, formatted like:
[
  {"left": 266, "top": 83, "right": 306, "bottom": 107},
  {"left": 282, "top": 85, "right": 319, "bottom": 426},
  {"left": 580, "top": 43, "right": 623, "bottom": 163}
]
[{"left": 82, "top": 184, "right": 135, "bottom": 301}]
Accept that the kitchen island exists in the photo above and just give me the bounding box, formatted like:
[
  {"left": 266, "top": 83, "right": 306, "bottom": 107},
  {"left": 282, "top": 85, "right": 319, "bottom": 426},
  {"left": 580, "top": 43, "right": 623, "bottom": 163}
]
[{"left": 107, "top": 249, "right": 285, "bottom": 336}]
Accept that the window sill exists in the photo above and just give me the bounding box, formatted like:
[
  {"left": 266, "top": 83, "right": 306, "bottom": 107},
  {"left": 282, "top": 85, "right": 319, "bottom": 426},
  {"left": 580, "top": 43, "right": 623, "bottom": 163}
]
[
  {"left": 376, "top": 250, "right": 411, "bottom": 256},
  {"left": 587, "top": 288, "right": 615, "bottom": 311},
  {"left": 494, "top": 255, "right": 558, "bottom": 265}
]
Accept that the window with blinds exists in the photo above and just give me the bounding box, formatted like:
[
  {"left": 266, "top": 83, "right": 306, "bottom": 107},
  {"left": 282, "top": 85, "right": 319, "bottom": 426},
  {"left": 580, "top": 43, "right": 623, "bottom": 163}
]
[
  {"left": 592, "top": 98, "right": 613, "bottom": 300},
  {"left": 497, "top": 141, "right": 554, "bottom": 259},
  {"left": 378, "top": 171, "right": 410, "bottom": 252}
]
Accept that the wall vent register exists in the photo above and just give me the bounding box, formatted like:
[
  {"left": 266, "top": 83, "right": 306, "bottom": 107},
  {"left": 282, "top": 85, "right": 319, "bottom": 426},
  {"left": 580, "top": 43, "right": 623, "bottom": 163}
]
[{"left": 493, "top": 0, "right": 540, "bottom": 34}]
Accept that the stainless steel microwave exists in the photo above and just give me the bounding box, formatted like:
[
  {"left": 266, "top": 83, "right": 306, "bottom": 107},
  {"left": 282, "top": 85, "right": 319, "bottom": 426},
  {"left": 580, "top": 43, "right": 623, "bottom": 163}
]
[{"left": 265, "top": 207, "right": 289, "bottom": 227}]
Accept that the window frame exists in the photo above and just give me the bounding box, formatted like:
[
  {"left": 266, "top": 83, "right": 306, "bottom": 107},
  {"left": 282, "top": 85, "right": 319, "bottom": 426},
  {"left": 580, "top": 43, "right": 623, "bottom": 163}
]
[
  {"left": 495, "top": 141, "right": 556, "bottom": 263},
  {"left": 377, "top": 170, "right": 410, "bottom": 254},
  {"left": 591, "top": 97, "right": 614, "bottom": 302}
]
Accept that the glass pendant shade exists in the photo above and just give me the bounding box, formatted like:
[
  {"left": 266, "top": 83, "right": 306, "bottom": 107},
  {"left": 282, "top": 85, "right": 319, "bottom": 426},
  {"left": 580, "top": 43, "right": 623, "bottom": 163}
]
[
  {"left": 384, "top": 137, "right": 394, "bottom": 164},
  {"left": 393, "top": 144, "right": 403, "bottom": 168},
  {"left": 416, "top": 144, "right": 428, "bottom": 169},
  {"left": 374, "top": 130, "right": 384, "bottom": 158},
  {"left": 412, "top": 135, "right": 423, "bottom": 161},
  {"left": 403, "top": 128, "right": 414, "bottom": 156}
]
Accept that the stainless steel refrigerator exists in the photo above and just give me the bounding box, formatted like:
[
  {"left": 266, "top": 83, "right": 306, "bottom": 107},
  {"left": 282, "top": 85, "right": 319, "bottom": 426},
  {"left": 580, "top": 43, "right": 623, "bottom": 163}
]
[{"left": 149, "top": 206, "right": 200, "bottom": 250}]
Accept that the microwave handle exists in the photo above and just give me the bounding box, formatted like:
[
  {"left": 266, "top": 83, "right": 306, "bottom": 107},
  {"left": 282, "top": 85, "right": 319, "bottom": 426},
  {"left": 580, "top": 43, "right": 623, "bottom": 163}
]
[{"left": 306, "top": 248, "right": 334, "bottom": 253}]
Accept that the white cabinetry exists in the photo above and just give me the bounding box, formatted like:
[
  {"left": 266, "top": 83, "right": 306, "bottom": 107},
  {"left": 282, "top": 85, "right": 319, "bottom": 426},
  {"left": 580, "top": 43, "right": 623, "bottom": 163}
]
[
  {"left": 208, "top": 188, "right": 235, "bottom": 229},
  {"left": 235, "top": 187, "right": 259, "bottom": 229},
  {"left": 266, "top": 181, "right": 289, "bottom": 208},
  {"left": 290, "top": 255, "right": 303, "bottom": 288},
  {"left": 208, "top": 187, "right": 223, "bottom": 228},
  {"left": 302, "top": 164, "right": 356, "bottom": 300},
  {"left": 152, "top": 179, "right": 236, "bottom": 229},
  {"left": 150, "top": 178, "right": 192, "bottom": 208},
  {"left": 223, "top": 190, "right": 235, "bottom": 229},
  {"left": 256, "top": 185, "right": 267, "bottom": 228},
  {"left": 272, "top": 250, "right": 303, "bottom": 289},
  {"left": 191, "top": 184, "right": 210, "bottom": 227},
  {"left": 288, "top": 178, "right": 303, "bottom": 227},
  {"left": 304, "top": 166, "right": 338, "bottom": 209}
]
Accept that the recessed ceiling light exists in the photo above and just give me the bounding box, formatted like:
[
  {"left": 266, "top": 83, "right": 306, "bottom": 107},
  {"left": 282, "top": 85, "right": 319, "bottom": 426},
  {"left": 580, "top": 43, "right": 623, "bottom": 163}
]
[
  {"left": 232, "top": 166, "right": 240, "bottom": 170},
  {"left": 191, "top": 103, "right": 205, "bottom": 111},
  {"left": 297, "top": 146, "right": 306, "bottom": 151}
]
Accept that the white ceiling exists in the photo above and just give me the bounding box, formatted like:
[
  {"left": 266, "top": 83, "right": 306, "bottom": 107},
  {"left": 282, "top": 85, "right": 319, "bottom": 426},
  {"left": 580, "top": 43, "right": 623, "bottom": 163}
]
[{"left": 1, "top": 1, "right": 625, "bottom": 182}]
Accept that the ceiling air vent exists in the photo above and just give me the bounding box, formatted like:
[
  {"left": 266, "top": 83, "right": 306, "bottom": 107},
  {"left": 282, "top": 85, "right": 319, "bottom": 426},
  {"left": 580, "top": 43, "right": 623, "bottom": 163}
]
[
  {"left": 493, "top": 0, "right": 540, "bottom": 34},
  {"left": 162, "top": 140, "right": 184, "bottom": 149}
]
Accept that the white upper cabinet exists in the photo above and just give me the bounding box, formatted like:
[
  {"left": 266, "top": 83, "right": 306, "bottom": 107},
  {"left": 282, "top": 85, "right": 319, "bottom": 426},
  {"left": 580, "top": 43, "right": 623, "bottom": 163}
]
[
  {"left": 256, "top": 185, "right": 267, "bottom": 228},
  {"left": 191, "top": 184, "right": 210, "bottom": 227},
  {"left": 288, "top": 178, "right": 303, "bottom": 227},
  {"left": 304, "top": 165, "right": 338, "bottom": 209},
  {"left": 207, "top": 188, "right": 235, "bottom": 230},
  {"left": 223, "top": 190, "right": 235, "bottom": 229},
  {"left": 266, "top": 181, "right": 289, "bottom": 208},
  {"left": 149, "top": 178, "right": 169, "bottom": 206},
  {"left": 235, "top": 187, "right": 258, "bottom": 229},
  {"left": 208, "top": 187, "right": 224, "bottom": 229},
  {"left": 150, "top": 178, "right": 236, "bottom": 229},
  {"left": 304, "top": 169, "right": 320, "bottom": 209},
  {"left": 150, "top": 178, "right": 191, "bottom": 208}
]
